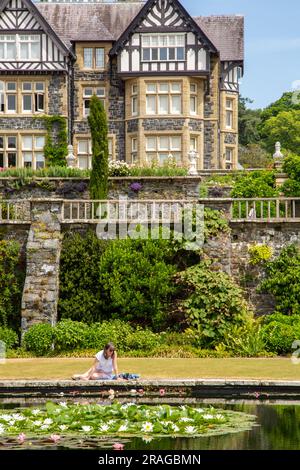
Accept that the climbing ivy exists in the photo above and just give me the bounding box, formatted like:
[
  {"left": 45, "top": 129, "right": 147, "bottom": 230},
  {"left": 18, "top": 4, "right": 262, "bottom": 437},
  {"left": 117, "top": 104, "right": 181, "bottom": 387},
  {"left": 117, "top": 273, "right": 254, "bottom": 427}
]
[{"left": 38, "top": 115, "right": 68, "bottom": 167}]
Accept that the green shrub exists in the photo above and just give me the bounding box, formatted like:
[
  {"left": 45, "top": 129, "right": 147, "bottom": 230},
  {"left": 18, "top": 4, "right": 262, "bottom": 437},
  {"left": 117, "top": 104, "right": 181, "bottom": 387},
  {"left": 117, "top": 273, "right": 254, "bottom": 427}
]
[
  {"left": 54, "top": 320, "right": 89, "bottom": 352},
  {"left": 99, "top": 239, "right": 177, "bottom": 330},
  {"left": 23, "top": 323, "right": 54, "bottom": 356},
  {"left": 0, "top": 326, "right": 19, "bottom": 349},
  {"left": 84, "top": 320, "right": 134, "bottom": 350},
  {"left": 204, "top": 208, "right": 230, "bottom": 240},
  {"left": 217, "top": 322, "right": 270, "bottom": 357},
  {"left": 178, "top": 262, "right": 251, "bottom": 348},
  {"left": 125, "top": 328, "right": 160, "bottom": 351},
  {"left": 0, "top": 240, "right": 23, "bottom": 329},
  {"left": 259, "top": 245, "right": 300, "bottom": 316},
  {"left": 248, "top": 244, "right": 273, "bottom": 265},
  {"left": 261, "top": 322, "right": 300, "bottom": 355},
  {"left": 231, "top": 170, "right": 278, "bottom": 199},
  {"left": 58, "top": 232, "right": 108, "bottom": 323}
]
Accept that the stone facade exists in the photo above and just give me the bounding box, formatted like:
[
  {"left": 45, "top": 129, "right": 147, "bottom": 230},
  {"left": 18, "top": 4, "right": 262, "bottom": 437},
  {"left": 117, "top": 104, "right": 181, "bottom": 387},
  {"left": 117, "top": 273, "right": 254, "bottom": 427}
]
[{"left": 142, "top": 119, "right": 185, "bottom": 131}]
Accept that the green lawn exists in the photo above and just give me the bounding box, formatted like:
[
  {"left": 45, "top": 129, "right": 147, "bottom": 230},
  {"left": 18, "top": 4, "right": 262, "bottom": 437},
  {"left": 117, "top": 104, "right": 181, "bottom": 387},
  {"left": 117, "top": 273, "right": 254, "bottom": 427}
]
[{"left": 0, "top": 357, "right": 300, "bottom": 380}]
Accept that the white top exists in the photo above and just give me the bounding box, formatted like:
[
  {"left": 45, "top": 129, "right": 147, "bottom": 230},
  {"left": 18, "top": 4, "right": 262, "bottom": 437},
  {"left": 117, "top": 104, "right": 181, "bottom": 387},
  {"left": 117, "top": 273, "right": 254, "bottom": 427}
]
[{"left": 95, "top": 350, "right": 113, "bottom": 374}]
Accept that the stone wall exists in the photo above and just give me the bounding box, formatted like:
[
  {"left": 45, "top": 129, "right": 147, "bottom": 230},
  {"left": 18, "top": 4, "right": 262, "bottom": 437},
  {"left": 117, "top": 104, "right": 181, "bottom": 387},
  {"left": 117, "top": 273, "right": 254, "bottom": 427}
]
[{"left": 0, "top": 176, "right": 202, "bottom": 201}]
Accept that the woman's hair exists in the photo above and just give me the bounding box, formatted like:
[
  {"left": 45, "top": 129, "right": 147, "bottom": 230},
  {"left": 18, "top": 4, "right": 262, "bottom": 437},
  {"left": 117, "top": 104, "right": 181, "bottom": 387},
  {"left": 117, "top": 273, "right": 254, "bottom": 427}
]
[{"left": 103, "top": 342, "right": 115, "bottom": 360}]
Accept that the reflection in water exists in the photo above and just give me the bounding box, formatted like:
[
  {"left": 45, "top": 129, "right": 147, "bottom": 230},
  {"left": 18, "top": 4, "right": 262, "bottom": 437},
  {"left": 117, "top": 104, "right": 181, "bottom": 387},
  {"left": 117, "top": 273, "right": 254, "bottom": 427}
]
[{"left": 0, "top": 400, "right": 300, "bottom": 450}]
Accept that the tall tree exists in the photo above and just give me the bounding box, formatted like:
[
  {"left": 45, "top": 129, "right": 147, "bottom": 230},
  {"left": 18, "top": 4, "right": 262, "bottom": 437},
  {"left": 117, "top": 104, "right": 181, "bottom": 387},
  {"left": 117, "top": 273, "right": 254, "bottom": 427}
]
[
  {"left": 88, "top": 95, "right": 109, "bottom": 200},
  {"left": 238, "top": 97, "right": 262, "bottom": 147}
]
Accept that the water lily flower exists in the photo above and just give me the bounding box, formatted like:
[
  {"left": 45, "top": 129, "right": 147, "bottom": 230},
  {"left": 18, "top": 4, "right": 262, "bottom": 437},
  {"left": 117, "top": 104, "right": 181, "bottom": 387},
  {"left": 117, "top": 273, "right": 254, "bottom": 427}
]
[
  {"left": 215, "top": 414, "right": 225, "bottom": 420},
  {"left": 203, "top": 414, "right": 214, "bottom": 420},
  {"left": 171, "top": 424, "right": 180, "bottom": 433},
  {"left": 33, "top": 420, "right": 42, "bottom": 427},
  {"left": 141, "top": 422, "right": 153, "bottom": 433},
  {"left": 50, "top": 434, "right": 61, "bottom": 443},
  {"left": 130, "top": 389, "right": 137, "bottom": 395},
  {"left": 138, "top": 389, "right": 144, "bottom": 395},
  {"left": 0, "top": 424, "right": 5, "bottom": 435},
  {"left": 44, "top": 418, "right": 53, "bottom": 425},
  {"left": 81, "top": 426, "right": 92, "bottom": 432},
  {"left": 59, "top": 402, "right": 68, "bottom": 408},
  {"left": 141, "top": 436, "right": 153, "bottom": 443},
  {"left": 99, "top": 424, "right": 109, "bottom": 432},
  {"left": 41, "top": 425, "right": 50, "bottom": 430},
  {"left": 113, "top": 443, "right": 124, "bottom": 451},
  {"left": 159, "top": 389, "right": 166, "bottom": 396},
  {"left": 31, "top": 409, "right": 40, "bottom": 416},
  {"left": 108, "top": 389, "right": 115, "bottom": 396},
  {"left": 18, "top": 433, "right": 26, "bottom": 444},
  {"left": 180, "top": 417, "right": 194, "bottom": 422},
  {"left": 118, "top": 424, "right": 128, "bottom": 432},
  {"left": 59, "top": 425, "right": 68, "bottom": 431},
  {"left": 185, "top": 426, "right": 197, "bottom": 434},
  {"left": 254, "top": 392, "right": 260, "bottom": 399}
]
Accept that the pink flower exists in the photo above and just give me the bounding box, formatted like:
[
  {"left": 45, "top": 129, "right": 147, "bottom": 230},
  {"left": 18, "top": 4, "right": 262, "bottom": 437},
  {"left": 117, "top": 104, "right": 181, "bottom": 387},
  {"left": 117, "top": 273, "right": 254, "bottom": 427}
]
[
  {"left": 113, "top": 443, "right": 124, "bottom": 451},
  {"left": 138, "top": 389, "right": 144, "bottom": 395},
  {"left": 254, "top": 392, "right": 260, "bottom": 399},
  {"left": 50, "top": 434, "right": 61, "bottom": 443},
  {"left": 18, "top": 433, "right": 26, "bottom": 444},
  {"left": 159, "top": 389, "right": 166, "bottom": 396}
]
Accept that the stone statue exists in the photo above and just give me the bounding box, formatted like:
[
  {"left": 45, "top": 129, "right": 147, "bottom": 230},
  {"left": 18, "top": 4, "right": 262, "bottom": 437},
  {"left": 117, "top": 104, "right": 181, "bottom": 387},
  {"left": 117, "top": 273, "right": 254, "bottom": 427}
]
[
  {"left": 66, "top": 144, "right": 77, "bottom": 168},
  {"left": 273, "top": 142, "right": 284, "bottom": 170},
  {"left": 188, "top": 149, "right": 199, "bottom": 176}
]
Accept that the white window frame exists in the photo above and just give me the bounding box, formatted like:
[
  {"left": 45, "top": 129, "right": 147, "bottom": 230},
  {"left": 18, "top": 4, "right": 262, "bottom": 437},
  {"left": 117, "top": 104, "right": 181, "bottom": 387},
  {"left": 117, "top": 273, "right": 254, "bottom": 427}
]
[
  {"left": 0, "top": 135, "right": 17, "bottom": 168},
  {"left": 83, "top": 47, "right": 105, "bottom": 69},
  {"left": 146, "top": 135, "right": 182, "bottom": 165},
  {"left": 21, "top": 134, "right": 45, "bottom": 170},
  {"left": 146, "top": 82, "right": 182, "bottom": 116},
  {"left": 225, "top": 98, "right": 234, "bottom": 129},
  {"left": 190, "top": 83, "right": 197, "bottom": 115},
  {"left": 0, "top": 34, "right": 40, "bottom": 61},
  {"left": 83, "top": 86, "right": 105, "bottom": 117},
  {"left": 77, "top": 136, "right": 113, "bottom": 168},
  {"left": 131, "top": 137, "right": 138, "bottom": 164},
  {"left": 131, "top": 84, "right": 138, "bottom": 116},
  {"left": 141, "top": 34, "right": 185, "bottom": 62},
  {"left": 21, "top": 81, "right": 45, "bottom": 114}
]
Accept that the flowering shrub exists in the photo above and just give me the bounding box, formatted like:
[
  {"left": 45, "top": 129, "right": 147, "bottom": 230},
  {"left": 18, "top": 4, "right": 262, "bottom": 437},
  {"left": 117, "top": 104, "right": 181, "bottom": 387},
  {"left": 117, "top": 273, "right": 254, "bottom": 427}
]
[
  {"left": 109, "top": 160, "right": 131, "bottom": 177},
  {"left": 129, "top": 182, "right": 142, "bottom": 192}
]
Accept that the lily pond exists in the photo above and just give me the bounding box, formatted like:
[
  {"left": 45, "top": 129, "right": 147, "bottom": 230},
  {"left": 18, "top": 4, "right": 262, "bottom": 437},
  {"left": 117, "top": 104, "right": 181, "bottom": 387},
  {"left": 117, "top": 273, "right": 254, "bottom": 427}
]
[{"left": 0, "top": 399, "right": 299, "bottom": 450}]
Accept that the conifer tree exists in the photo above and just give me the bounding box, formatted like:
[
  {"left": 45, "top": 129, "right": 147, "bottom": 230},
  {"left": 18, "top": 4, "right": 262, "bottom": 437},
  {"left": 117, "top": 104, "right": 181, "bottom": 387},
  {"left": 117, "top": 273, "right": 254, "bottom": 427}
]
[{"left": 88, "top": 95, "right": 109, "bottom": 200}]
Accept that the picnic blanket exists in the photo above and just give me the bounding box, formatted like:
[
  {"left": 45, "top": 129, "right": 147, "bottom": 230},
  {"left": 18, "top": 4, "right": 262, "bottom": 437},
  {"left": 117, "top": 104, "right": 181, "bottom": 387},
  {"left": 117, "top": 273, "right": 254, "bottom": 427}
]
[{"left": 114, "top": 373, "right": 140, "bottom": 380}]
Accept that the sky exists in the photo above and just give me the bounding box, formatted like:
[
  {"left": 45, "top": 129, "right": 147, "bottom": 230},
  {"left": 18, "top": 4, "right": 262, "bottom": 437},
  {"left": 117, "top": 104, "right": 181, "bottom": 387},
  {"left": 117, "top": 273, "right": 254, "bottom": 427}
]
[{"left": 182, "top": 0, "right": 300, "bottom": 109}]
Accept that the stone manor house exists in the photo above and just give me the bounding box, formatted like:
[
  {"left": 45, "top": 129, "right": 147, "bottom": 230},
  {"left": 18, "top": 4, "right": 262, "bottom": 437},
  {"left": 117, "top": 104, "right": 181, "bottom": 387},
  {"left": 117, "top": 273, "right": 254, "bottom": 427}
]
[{"left": 0, "top": 0, "right": 244, "bottom": 170}]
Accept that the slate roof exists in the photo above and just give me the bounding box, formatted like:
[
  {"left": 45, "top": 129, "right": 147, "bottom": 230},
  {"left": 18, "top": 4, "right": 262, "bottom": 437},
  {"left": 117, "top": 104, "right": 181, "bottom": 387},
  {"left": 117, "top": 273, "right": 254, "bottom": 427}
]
[{"left": 36, "top": 2, "right": 244, "bottom": 61}]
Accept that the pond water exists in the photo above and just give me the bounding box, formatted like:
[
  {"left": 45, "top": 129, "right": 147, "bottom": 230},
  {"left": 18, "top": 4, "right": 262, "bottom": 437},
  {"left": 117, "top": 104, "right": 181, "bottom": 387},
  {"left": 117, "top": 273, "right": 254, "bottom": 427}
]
[{"left": 0, "top": 399, "right": 299, "bottom": 450}]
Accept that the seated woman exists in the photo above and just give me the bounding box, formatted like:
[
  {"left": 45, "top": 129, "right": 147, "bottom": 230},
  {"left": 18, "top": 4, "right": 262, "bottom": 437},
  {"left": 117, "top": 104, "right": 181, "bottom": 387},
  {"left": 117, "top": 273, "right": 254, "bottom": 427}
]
[{"left": 72, "top": 342, "right": 120, "bottom": 381}]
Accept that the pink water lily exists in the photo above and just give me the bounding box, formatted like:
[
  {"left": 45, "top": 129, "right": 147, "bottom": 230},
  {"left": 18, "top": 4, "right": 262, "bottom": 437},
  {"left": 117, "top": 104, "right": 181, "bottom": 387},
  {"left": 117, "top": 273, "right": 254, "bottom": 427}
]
[
  {"left": 138, "top": 389, "right": 144, "bottom": 395},
  {"left": 18, "top": 433, "right": 26, "bottom": 444},
  {"left": 113, "top": 443, "right": 124, "bottom": 451},
  {"left": 159, "top": 389, "right": 166, "bottom": 396},
  {"left": 50, "top": 434, "right": 61, "bottom": 443}
]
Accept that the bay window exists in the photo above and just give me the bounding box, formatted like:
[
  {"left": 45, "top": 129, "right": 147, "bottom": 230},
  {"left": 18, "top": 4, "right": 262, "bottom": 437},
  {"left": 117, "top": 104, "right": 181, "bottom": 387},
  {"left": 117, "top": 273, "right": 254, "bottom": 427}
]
[
  {"left": 146, "top": 136, "right": 182, "bottom": 165},
  {"left": 146, "top": 82, "right": 182, "bottom": 116},
  {"left": 131, "top": 84, "right": 138, "bottom": 116},
  {"left": 142, "top": 34, "right": 185, "bottom": 62}
]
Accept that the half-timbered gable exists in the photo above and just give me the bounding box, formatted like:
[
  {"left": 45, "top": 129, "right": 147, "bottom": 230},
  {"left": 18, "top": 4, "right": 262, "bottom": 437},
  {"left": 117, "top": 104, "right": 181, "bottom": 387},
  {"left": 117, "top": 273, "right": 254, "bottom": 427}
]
[
  {"left": 110, "top": 0, "right": 217, "bottom": 76},
  {"left": 0, "top": 0, "right": 71, "bottom": 72}
]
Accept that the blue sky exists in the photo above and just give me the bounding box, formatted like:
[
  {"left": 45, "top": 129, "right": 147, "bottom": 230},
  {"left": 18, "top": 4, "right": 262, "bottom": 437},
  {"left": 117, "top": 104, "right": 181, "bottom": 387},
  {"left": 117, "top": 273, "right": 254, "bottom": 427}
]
[{"left": 182, "top": 0, "right": 300, "bottom": 109}]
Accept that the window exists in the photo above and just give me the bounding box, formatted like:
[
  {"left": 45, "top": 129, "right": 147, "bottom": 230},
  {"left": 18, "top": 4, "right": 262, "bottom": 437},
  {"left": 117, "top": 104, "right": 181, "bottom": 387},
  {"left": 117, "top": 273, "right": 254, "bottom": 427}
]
[
  {"left": 22, "top": 82, "right": 45, "bottom": 113},
  {"left": 0, "top": 34, "right": 40, "bottom": 61},
  {"left": 190, "top": 137, "right": 197, "bottom": 151},
  {"left": 131, "top": 137, "right": 138, "bottom": 164},
  {"left": 21, "top": 135, "right": 45, "bottom": 169},
  {"left": 0, "top": 135, "right": 17, "bottom": 168},
  {"left": 142, "top": 34, "right": 185, "bottom": 62},
  {"left": 83, "top": 87, "right": 105, "bottom": 117},
  {"left": 225, "top": 148, "right": 233, "bottom": 170},
  {"left": 146, "top": 136, "right": 181, "bottom": 165},
  {"left": 0, "top": 81, "right": 16, "bottom": 114},
  {"left": 146, "top": 82, "right": 182, "bottom": 116},
  {"left": 131, "top": 84, "right": 138, "bottom": 116},
  {"left": 78, "top": 137, "right": 113, "bottom": 169},
  {"left": 83, "top": 47, "right": 105, "bottom": 69},
  {"left": 226, "top": 98, "right": 234, "bottom": 129},
  {"left": 190, "top": 83, "right": 197, "bottom": 115}
]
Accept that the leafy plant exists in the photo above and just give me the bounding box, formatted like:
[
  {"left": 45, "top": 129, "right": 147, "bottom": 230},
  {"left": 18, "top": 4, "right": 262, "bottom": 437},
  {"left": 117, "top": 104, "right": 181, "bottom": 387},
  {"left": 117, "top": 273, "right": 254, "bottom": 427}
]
[
  {"left": 178, "top": 262, "right": 251, "bottom": 348},
  {"left": 248, "top": 244, "right": 273, "bottom": 265},
  {"left": 217, "top": 322, "right": 270, "bottom": 357},
  {"left": 259, "top": 245, "right": 300, "bottom": 316},
  {"left": 204, "top": 208, "right": 230, "bottom": 241},
  {"left": 23, "top": 323, "right": 54, "bottom": 356},
  {"left": 0, "top": 326, "right": 19, "bottom": 349},
  {"left": 39, "top": 115, "right": 68, "bottom": 167},
  {"left": 0, "top": 240, "right": 22, "bottom": 329},
  {"left": 54, "top": 320, "right": 89, "bottom": 351}
]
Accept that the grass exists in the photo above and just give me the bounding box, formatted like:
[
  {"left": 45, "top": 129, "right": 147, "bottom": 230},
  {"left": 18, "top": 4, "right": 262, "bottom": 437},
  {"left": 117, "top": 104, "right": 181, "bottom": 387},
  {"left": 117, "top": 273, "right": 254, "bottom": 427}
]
[{"left": 0, "top": 358, "right": 300, "bottom": 380}]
